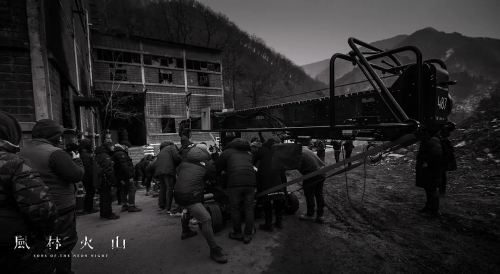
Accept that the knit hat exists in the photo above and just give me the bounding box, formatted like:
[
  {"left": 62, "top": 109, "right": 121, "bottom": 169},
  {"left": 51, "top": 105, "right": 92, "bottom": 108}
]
[
  {"left": 0, "top": 111, "right": 22, "bottom": 145},
  {"left": 102, "top": 141, "right": 114, "bottom": 152},
  {"left": 79, "top": 138, "right": 92, "bottom": 151},
  {"left": 160, "top": 141, "right": 174, "bottom": 150},
  {"left": 32, "top": 119, "right": 64, "bottom": 142}
]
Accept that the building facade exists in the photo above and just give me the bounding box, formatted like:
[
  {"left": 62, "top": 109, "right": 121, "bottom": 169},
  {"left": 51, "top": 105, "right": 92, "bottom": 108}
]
[
  {"left": 0, "top": 0, "right": 99, "bottom": 147},
  {"left": 92, "top": 31, "right": 224, "bottom": 145}
]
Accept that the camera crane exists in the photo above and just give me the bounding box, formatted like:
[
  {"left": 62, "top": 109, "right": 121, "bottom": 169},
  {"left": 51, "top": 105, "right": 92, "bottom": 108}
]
[{"left": 180, "top": 37, "right": 457, "bottom": 198}]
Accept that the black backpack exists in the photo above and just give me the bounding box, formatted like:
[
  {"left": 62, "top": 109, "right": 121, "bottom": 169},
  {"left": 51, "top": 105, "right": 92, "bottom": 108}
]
[{"left": 440, "top": 138, "right": 457, "bottom": 171}]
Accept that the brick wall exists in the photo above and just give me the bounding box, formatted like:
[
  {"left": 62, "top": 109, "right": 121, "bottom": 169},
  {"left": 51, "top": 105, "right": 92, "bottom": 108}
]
[
  {"left": 0, "top": 0, "right": 35, "bottom": 123},
  {"left": 190, "top": 96, "right": 224, "bottom": 116},
  {"left": 144, "top": 67, "right": 184, "bottom": 85},
  {"left": 189, "top": 88, "right": 223, "bottom": 96},
  {"left": 95, "top": 82, "right": 143, "bottom": 93},
  {"left": 146, "top": 93, "right": 185, "bottom": 117},
  {"left": 146, "top": 86, "right": 185, "bottom": 94}
]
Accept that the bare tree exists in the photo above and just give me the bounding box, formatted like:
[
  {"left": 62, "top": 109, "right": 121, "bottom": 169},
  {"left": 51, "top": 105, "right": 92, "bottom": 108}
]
[{"left": 240, "top": 65, "right": 278, "bottom": 108}]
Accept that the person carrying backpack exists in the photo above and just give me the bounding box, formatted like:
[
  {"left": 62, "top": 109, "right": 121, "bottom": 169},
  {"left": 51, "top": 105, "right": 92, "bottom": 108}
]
[{"left": 438, "top": 127, "right": 457, "bottom": 196}]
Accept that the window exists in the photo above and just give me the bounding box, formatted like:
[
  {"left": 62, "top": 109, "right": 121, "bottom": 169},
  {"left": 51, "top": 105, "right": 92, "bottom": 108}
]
[
  {"left": 185, "top": 59, "right": 221, "bottom": 72},
  {"left": 158, "top": 69, "right": 172, "bottom": 84},
  {"left": 96, "top": 49, "right": 140, "bottom": 64},
  {"left": 175, "top": 58, "right": 184, "bottom": 69},
  {"left": 143, "top": 55, "right": 152, "bottom": 65},
  {"left": 109, "top": 64, "right": 127, "bottom": 81},
  {"left": 197, "top": 72, "right": 210, "bottom": 87},
  {"left": 161, "top": 118, "right": 176, "bottom": 133}
]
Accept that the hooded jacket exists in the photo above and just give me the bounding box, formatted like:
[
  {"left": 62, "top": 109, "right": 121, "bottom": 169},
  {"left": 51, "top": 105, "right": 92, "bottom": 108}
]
[
  {"left": 94, "top": 143, "right": 117, "bottom": 186},
  {"left": 174, "top": 147, "right": 216, "bottom": 206},
  {"left": 0, "top": 111, "right": 58, "bottom": 246},
  {"left": 252, "top": 139, "right": 286, "bottom": 201},
  {"left": 135, "top": 155, "right": 152, "bottom": 181},
  {"left": 112, "top": 144, "right": 134, "bottom": 182},
  {"left": 216, "top": 138, "right": 256, "bottom": 188},
  {"left": 154, "top": 141, "right": 182, "bottom": 178}
]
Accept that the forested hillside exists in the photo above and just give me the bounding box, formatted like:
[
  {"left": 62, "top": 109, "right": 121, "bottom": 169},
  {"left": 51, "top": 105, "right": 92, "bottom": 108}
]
[{"left": 90, "top": 0, "right": 326, "bottom": 109}]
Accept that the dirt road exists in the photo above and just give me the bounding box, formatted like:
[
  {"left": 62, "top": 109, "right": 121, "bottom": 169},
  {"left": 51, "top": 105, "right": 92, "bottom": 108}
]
[{"left": 73, "top": 148, "right": 500, "bottom": 274}]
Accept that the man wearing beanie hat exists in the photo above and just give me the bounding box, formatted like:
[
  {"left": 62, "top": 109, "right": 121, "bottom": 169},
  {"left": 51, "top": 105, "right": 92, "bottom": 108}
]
[
  {"left": 79, "top": 139, "right": 98, "bottom": 214},
  {"left": 113, "top": 141, "right": 141, "bottom": 213},
  {"left": 18, "top": 119, "right": 84, "bottom": 274},
  {"left": 154, "top": 140, "right": 182, "bottom": 215},
  {"left": 0, "top": 112, "right": 59, "bottom": 272}
]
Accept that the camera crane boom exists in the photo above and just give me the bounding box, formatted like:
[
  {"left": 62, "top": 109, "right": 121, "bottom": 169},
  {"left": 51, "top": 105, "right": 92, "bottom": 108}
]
[{"left": 179, "top": 37, "right": 456, "bottom": 192}]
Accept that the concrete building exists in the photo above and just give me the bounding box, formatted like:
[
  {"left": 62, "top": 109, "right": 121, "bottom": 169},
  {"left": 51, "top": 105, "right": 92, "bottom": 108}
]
[
  {"left": 92, "top": 31, "right": 224, "bottom": 146},
  {"left": 0, "top": 0, "right": 99, "bottom": 147}
]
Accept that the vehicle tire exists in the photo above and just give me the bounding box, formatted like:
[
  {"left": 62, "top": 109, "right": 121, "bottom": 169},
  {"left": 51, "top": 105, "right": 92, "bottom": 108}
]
[
  {"left": 284, "top": 192, "right": 299, "bottom": 214},
  {"left": 206, "top": 204, "right": 224, "bottom": 233}
]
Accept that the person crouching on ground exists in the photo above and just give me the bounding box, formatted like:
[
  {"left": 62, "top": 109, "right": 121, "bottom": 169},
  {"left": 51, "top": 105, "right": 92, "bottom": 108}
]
[
  {"left": 155, "top": 141, "right": 182, "bottom": 216},
  {"left": 298, "top": 147, "right": 326, "bottom": 223},
  {"left": 135, "top": 155, "right": 153, "bottom": 190},
  {"left": 113, "top": 141, "right": 142, "bottom": 213},
  {"left": 253, "top": 136, "right": 286, "bottom": 231},
  {"left": 174, "top": 146, "right": 227, "bottom": 264},
  {"left": 416, "top": 130, "right": 443, "bottom": 218},
  {"left": 216, "top": 138, "right": 257, "bottom": 244}
]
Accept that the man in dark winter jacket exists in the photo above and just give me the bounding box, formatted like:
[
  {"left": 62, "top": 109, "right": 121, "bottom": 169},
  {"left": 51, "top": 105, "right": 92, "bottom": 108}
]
[
  {"left": 95, "top": 142, "right": 120, "bottom": 220},
  {"left": 316, "top": 140, "right": 326, "bottom": 163},
  {"left": 113, "top": 141, "right": 141, "bottom": 213},
  {"left": 298, "top": 147, "right": 326, "bottom": 223},
  {"left": 416, "top": 130, "right": 443, "bottom": 218},
  {"left": 343, "top": 140, "right": 354, "bottom": 166},
  {"left": 174, "top": 146, "right": 227, "bottom": 264},
  {"left": 330, "top": 140, "right": 341, "bottom": 163},
  {"left": 438, "top": 128, "right": 457, "bottom": 196},
  {"left": 79, "top": 138, "right": 98, "bottom": 214},
  {"left": 0, "top": 111, "right": 59, "bottom": 273},
  {"left": 18, "top": 119, "right": 84, "bottom": 274},
  {"left": 253, "top": 137, "right": 286, "bottom": 231},
  {"left": 154, "top": 141, "right": 182, "bottom": 215},
  {"left": 216, "top": 138, "right": 257, "bottom": 244}
]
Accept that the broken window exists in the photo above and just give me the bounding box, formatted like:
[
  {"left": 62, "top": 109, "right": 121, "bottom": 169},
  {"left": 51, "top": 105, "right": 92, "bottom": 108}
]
[
  {"left": 158, "top": 69, "right": 173, "bottom": 84},
  {"left": 109, "top": 64, "right": 127, "bottom": 81},
  {"left": 161, "top": 118, "right": 176, "bottom": 133},
  {"left": 197, "top": 72, "right": 210, "bottom": 87},
  {"left": 143, "top": 55, "right": 152, "bottom": 65},
  {"left": 176, "top": 58, "right": 184, "bottom": 68}
]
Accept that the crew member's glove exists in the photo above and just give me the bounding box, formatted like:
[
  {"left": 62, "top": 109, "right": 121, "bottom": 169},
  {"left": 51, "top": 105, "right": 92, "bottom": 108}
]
[{"left": 71, "top": 151, "right": 80, "bottom": 159}]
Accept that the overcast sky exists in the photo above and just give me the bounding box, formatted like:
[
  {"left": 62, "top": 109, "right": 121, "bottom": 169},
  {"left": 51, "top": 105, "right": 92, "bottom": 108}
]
[{"left": 197, "top": 0, "right": 500, "bottom": 66}]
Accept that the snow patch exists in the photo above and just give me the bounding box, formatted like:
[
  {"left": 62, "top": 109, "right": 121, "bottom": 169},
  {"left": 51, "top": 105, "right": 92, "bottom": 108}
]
[{"left": 444, "top": 48, "right": 454, "bottom": 60}]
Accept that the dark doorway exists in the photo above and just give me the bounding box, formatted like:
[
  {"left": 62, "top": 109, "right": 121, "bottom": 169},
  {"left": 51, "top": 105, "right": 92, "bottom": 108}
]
[{"left": 100, "top": 92, "right": 147, "bottom": 146}]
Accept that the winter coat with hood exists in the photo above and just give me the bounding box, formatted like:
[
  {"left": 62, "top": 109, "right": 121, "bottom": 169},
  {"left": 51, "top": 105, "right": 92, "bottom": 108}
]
[
  {"left": 154, "top": 141, "right": 182, "bottom": 178},
  {"left": 252, "top": 138, "right": 286, "bottom": 201},
  {"left": 112, "top": 144, "right": 135, "bottom": 182},
  {"left": 18, "top": 119, "right": 84, "bottom": 214},
  {"left": 0, "top": 112, "right": 58, "bottom": 247},
  {"left": 94, "top": 142, "right": 117, "bottom": 187},
  {"left": 416, "top": 133, "right": 443, "bottom": 188},
  {"left": 174, "top": 146, "right": 216, "bottom": 206},
  {"left": 216, "top": 138, "right": 256, "bottom": 188}
]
